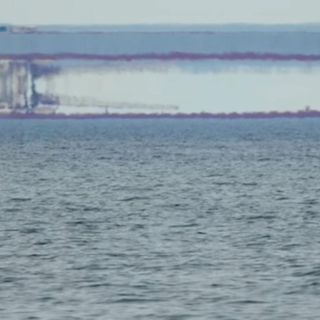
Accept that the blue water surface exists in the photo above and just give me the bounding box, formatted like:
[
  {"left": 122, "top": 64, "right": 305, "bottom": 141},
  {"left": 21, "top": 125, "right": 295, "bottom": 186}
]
[{"left": 0, "top": 119, "right": 320, "bottom": 320}]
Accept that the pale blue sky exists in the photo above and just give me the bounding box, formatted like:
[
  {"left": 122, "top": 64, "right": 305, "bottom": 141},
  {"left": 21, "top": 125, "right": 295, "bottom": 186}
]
[{"left": 0, "top": 0, "right": 320, "bottom": 25}]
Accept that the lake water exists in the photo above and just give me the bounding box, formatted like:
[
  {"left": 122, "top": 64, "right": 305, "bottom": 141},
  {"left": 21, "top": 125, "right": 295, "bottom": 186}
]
[{"left": 0, "top": 119, "right": 320, "bottom": 319}]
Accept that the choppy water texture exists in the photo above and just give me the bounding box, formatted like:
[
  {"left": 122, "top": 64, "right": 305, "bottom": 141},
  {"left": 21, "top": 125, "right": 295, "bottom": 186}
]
[{"left": 0, "top": 119, "right": 320, "bottom": 320}]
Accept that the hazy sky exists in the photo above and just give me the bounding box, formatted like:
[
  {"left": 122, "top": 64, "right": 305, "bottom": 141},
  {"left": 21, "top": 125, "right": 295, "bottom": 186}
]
[
  {"left": 1, "top": 0, "right": 320, "bottom": 25},
  {"left": 2, "top": 0, "right": 320, "bottom": 113}
]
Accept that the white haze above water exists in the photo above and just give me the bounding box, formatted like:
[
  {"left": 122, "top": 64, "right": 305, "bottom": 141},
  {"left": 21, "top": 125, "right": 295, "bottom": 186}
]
[{"left": 37, "top": 68, "right": 320, "bottom": 114}]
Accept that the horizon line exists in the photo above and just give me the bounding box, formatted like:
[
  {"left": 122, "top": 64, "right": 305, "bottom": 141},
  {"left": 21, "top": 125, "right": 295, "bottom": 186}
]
[
  {"left": 2, "top": 52, "right": 320, "bottom": 62},
  {"left": 3, "top": 23, "right": 320, "bottom": 32},
  {"left": 1, "top": 109, "right": 320, "bottom": 120}
]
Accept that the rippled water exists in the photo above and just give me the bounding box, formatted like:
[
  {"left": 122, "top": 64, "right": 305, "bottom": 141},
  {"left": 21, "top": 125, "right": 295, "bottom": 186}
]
[{"left": 0, "top": 119, "right": 320, "bottom": 320}]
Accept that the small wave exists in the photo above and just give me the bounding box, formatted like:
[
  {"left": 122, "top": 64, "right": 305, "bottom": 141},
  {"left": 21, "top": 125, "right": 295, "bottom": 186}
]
[
  {"left": 10, "top": 197, "right": 32, "bottom": 202},
  {"left": 67, "top": 220, "right": 85, "bottom": 226},
  {"left": 120, "top": 196, "right": 150, "bottom": 202},
  {"left": 83, "top": 206, "right": 100, "bottom": 212},
  {"left": 97, "top": 156, "right": 111, "bottom": 160},
  {"left": 246, "top": 214, "right": 276, "bottom": 221},
  {"left": 170, "top": 223, "right": 199, "bottom": 228},
  {"left": 211, "top": 181, "right": 234, "bottom": 186},
  {"left": 242, "top": 182, "right": 258, "bottom": 186},
  {"left": 21, "top": 228, "right": 40, "bottom": 234},
  {"left": 257, "top": 157, "right": 271, "bottom": 162},
  {"left": 231, "top": 299, "right": 265, "bottom": 304},
  {"left": 210, "top": 283, "right": 223, "bottom": 287},
  {"left": 293, "top": 268, "right": 320, "bottom": 277},
  {"left": 4, "top": 207, "right": 20, "bottom": 213},
  {"left": 80, "top": 282, "right": 112, "bottom": 288},
  {"left": 34, "top": 240, "right": 51, "bottom": 246},
  {"left": 113, "top": 297, "right": 163, "bottom": 304},
  {"left": 301, "top": 199, "right": 318, "bottom": 205},
  {"left": 276, "top": 196, "right": 290, "bottom": 201},
  {"left": 1, "top": 277, "right": 18, "bottom": 283}
]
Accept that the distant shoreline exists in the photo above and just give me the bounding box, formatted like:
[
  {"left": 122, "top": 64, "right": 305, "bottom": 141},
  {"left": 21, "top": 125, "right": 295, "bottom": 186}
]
[{"left": 1, "top": 111, "right": 320, "bottom": 120}]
